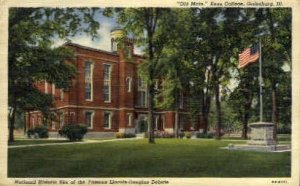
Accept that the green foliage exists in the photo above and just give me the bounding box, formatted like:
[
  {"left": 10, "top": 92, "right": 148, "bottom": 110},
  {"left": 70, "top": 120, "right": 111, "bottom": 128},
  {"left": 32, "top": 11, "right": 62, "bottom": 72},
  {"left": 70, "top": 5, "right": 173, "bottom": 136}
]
[
  {"left": 178, "top": 132, "right": 185, "bottom": 139},
  {"left": 8, "top": 8, "right": 101, "bottom": 141},
  {"left": 58, "top": 124, "right": 88, "bottom": 141},
  {"left": 184, "top": 131, "right": 192, "bottom": 139},
  {"left": 196, "top": 132, "right": 214, "bottom": 139},
  {"left": 27, "top": 126, "right": 49, "bottom": 138}
]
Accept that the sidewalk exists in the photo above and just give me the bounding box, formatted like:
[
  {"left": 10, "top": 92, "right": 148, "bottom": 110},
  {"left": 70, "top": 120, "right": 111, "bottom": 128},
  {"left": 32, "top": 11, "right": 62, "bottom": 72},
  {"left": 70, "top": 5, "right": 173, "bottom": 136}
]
[{"left": 9, "top": 137, "right": 143, "bottom": 149}]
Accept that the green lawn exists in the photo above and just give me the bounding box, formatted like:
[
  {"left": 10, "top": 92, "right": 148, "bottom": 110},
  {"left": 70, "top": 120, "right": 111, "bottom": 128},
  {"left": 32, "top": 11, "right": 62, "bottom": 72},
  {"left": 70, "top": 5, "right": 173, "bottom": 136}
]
[
  {"left": 8, "top": 137, "right": 115, "bottom": 146},
  {"left": 8, "top": 139, "right": 290, "bottom": 177},
  {"left": 8, "top": 139, "right": 70, "bottom": 146}
]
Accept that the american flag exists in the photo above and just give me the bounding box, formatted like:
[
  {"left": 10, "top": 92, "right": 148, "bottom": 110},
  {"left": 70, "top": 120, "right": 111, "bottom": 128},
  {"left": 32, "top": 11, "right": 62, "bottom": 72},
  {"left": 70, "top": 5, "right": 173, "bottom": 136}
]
[{"left": 238, "top": 44, "right": 260, "bottom": 69}]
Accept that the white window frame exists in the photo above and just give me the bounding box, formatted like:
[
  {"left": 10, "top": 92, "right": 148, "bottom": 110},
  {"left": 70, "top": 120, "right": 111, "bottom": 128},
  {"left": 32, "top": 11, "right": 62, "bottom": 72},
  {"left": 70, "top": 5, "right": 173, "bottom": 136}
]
[
  {"left": 103, "top": 111, "right": 112, "bottom": 129},
  {"left": 154, "top": 115, "right": 159, "bottom": 130},
  {"left": 127, "top": 113, "right": 132, "bottom": 126},
  {"left": 84, "top": 111, "right": 94, "bottom": 129},
  {"left": 45, "top": 81, "right": 48, "bottom": 94},
  {"left": 162, "top": 115, "right": 165, "bottom": 130},
  {"left": 85, "top": 61, "right": 94, "bottom": 101},
  {"left": 126, "top": 77, "right": 132, "bottom": 93},
  {"left": 138, "top": 77, "right": 147, "bottom": 107},
  {"left": 52, "top": 84, "right": 55, "bottom": 96},
  {"left": 103, "top": 63, "right": 112, "bottom": 103},
  {"left": 154, "top": 79, "right": 159, "bottom": 90},
  {"left": 51, "top": 121, "right": 56, "bottom": 130},
  {"left": 59, "top": 112, "right": 64, "bottom": 128},
  {"left": 38, "top": 116, "right": 41, "bottom": 125},
  {"left": 60, "top": 89, "right": 64, "bottom": 101},
  {"left": 31, "top": 116, "right": 35, "bottom": 128}
]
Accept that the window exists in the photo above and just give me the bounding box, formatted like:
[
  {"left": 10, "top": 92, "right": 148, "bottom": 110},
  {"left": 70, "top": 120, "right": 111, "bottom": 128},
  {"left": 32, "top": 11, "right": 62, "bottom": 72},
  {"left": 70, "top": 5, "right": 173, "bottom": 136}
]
[
  {"left": 126, "top": 77, "right": 132, "bottom": 92},
  {"left": 138, "top": 77, "right": 146, "bottom": 88},
  {"left": 85, "top": 111, "right": 94, "bottom": 129},
  {"left": 154, "top": 115, "right": 159, "bottom": 130},
  {"left": 52, "top": 84, "right": 55, "bottom": 96},
  {"left": 111, "top": 40, "right": 118, "bottom": 52},
  {"left": 60, "top": 89, "right": 64, "bottom": 101},
  {"left": 31, "top": 116, "right": 35, "bottom": 128},
  {"left": 38, "top": 116, "right": 41, "bottom": 125},
  {"left": 127, "top": 113, "right": 132, "bottom": 126},
  {"left": 154, "top": 79, "right": 159, "bottom": 90},
  {"left": 45, "top": 81, "right": 48, "bottom": 94},
  {"left": 104, "top": 112, "right": 112, "bottom": 129},
  {"left": 179, "top": 115, "right": 185, "bottom": 130},
  {"left": 137, "top": 77, "right": 147, "bottom": 107},
  {"left": 138, "top": 91, "right": 147, "bottom": 107},
  {"left": 179, "top": 92, "right": 184, "bottom": 109},
  {"left": 85, "top": 61, "right": 93, "bottom": 100},
  {"left": 59, "top": 113, "right": 64, "bottom": 128},
  {"left": 162, "top": 115, "right": 165, "bottom": 129},
  {"left": 103, "top": 64, "right": 112, "bottom": 102},
  {"left": 51, "top": 121, "right": 55, "bottom": 130}
]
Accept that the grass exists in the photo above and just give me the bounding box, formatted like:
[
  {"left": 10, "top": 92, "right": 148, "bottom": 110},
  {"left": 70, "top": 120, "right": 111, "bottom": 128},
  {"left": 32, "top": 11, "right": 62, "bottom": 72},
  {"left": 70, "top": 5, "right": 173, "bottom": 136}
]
[
  {"left": 8, "top": 139, "right": 70, "bottom": 146},
  {"left": 8, "top": 139, "right": 290, "bottom": 177},
  {"left": 8, "top": 137, "right": 116, "bottom": 146}
]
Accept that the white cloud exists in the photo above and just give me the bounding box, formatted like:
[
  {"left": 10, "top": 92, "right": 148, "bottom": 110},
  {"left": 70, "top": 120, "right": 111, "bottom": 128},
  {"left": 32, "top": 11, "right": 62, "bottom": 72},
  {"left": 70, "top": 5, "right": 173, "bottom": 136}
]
[{"left": 52, "top": 15, "right": 144, "bottom": 55}]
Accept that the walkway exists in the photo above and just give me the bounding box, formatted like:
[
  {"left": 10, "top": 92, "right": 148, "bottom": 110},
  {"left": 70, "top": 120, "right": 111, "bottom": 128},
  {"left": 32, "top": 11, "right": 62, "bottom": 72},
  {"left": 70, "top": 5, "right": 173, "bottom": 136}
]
[{"left": 9, "top": 137, "right": 143, "bottom": 149}]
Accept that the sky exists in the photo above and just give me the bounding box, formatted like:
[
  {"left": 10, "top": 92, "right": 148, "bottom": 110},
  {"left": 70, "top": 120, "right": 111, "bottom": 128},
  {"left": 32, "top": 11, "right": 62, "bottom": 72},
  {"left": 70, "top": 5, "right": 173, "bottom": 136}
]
[
  {"left": 53, "top": 12, "right": 144, "bottom": 54},
  {"left": 54, "top": 13, "right": 118, "bottom": 52}
]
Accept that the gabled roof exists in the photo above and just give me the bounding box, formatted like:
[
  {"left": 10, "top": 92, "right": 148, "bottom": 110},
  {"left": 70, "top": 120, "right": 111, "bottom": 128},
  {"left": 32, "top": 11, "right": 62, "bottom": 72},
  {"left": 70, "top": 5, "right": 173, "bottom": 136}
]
[
  {"left": 63, "top": 41, "right": 118, "bottom": 56},
  {"left": 63, "top": 41, "right": 145, "bottom": 59}
]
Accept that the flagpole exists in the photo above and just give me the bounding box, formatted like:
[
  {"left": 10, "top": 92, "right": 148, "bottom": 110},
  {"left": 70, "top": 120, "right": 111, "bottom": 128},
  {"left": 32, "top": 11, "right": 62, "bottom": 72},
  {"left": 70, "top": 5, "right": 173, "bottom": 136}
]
[{"left": 259, "top": 38, "right": 263, "bottom": 122}]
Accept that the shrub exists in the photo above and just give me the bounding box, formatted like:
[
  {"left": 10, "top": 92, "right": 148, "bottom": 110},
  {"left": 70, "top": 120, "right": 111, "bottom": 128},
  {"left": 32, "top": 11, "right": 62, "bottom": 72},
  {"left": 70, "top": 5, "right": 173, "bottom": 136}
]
[
  {"left": 58, "top": 124, "right": 88, "bottom": 141},
  {"left": 196, "top": 132, "right": 213, "bottom": 139},
  {"left": 144, "top": 131, "right": 175, "bottom": 138},
  {"left": 115, "top": 132, "right": 125, "bottom": 138},
  {"left": 184, "top": 131, "right": 192, "bottom": 139},
  {"left": 124, "top": 133, "right": 136, "bottom": 138},
  {"left": 34, "top": 126, "right": 49, "bottom": 138},
  {"left": 116, "top": 132, "right": 136, "bottom": 138},
  {"left": 179, "top": 132, "right": 185, "bottom": 138},
  {"left": 27, "top": 126, "right": 49, "bottom": 138},
  {"left": 27, "top": 129, "right": 36, "bottom": 138}
]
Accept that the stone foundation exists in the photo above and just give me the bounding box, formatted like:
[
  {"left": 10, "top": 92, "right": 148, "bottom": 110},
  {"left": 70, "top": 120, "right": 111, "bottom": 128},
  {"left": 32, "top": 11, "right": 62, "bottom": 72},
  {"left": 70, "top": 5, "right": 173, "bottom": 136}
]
[
  {"left": 248, "top": 122, "right": 276, "bottom": 146},
  {"left": 118, "top": 128, "right": 135, "bottom": 134},
  {"left": 49, "top": 131, "right": 115, "bottom": 139}
]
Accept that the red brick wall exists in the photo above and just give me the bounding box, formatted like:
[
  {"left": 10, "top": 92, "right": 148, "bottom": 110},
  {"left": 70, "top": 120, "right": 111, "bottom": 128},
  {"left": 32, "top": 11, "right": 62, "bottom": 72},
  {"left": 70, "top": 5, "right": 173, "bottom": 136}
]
[{"left": 28, "top": 42, "right": 204, "bottom": 133}]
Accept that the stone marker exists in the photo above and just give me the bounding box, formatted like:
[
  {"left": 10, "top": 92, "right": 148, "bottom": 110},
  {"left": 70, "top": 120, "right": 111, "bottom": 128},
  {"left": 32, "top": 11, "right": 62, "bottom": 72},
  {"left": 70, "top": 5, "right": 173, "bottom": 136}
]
[{"left": 248, "top": 122, "right": 276, "bottom": 146}]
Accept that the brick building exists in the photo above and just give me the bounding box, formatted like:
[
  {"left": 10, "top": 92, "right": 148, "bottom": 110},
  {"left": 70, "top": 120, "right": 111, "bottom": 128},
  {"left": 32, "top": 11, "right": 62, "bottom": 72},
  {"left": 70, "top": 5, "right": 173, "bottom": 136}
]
[{"left": 26, "top": 29, "right": 203, "bottom": 137}]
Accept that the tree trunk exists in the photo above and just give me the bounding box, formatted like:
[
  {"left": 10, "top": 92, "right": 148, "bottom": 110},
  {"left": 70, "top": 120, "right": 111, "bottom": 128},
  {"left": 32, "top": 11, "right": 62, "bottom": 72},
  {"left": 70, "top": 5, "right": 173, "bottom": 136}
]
[
  {"left": 9, "top": 108, "right": 16, "bottom": 143},
  {"left": 242, "top": 88, "right": 252, "bottom": 139},
  {"left": 148, "top": 84, "right": 155, "bottom": 144},
  {"left": 174, "top": 108, "right": 179, "bottom": 138},
  {"left": 202, "top": 95, "right": 211, "bottom": 134},
  {"left": 215, "top": 84, "right": 222, "bottom": 140},
  {"left": 23, "top": 111, "right": 27, "bottom": 135},
  {"left": 272, "top": 85, "right": 278, "bottom": 141},
  {"left": 242, "top": 112, "right": 249, "bottom": 139}
]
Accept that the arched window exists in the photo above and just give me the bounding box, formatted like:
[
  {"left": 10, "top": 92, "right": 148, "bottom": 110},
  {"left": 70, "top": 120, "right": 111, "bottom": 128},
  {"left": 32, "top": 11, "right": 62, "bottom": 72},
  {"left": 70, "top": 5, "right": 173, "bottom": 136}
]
[{"left": 126, "top": 77, "right": 132, "bottom": 92}]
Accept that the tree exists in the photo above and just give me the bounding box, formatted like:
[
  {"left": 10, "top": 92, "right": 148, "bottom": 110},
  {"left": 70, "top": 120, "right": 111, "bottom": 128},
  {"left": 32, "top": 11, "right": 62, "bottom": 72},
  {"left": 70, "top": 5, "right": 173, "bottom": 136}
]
[
  {"left": 153, "top": 9, "right": 195, "bottom": 137},
  {"left": 255, "top": 8, "right": 291, "bottom": 140},
  {"left": 8, "top": 8, "right": 100, "bottom": 142},
  {"left": 106, "top": 8, "right": 174, "bottom": 143}
]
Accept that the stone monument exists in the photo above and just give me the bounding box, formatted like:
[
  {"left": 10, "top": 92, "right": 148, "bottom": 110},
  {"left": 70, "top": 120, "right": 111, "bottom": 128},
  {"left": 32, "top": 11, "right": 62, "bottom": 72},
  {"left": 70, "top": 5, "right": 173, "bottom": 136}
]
[
  {"left": 223, "top": 122, "right": 290, "bottom": 152},
  {"left": 248, "top": 122, "right": 276, "bottom": 146}
]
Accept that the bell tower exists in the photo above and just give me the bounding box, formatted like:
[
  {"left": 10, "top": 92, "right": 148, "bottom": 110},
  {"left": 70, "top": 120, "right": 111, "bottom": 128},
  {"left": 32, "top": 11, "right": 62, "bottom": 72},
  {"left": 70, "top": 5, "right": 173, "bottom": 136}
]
[{"left": 110, "top": 29, "right": 124, "bottom": 53}]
